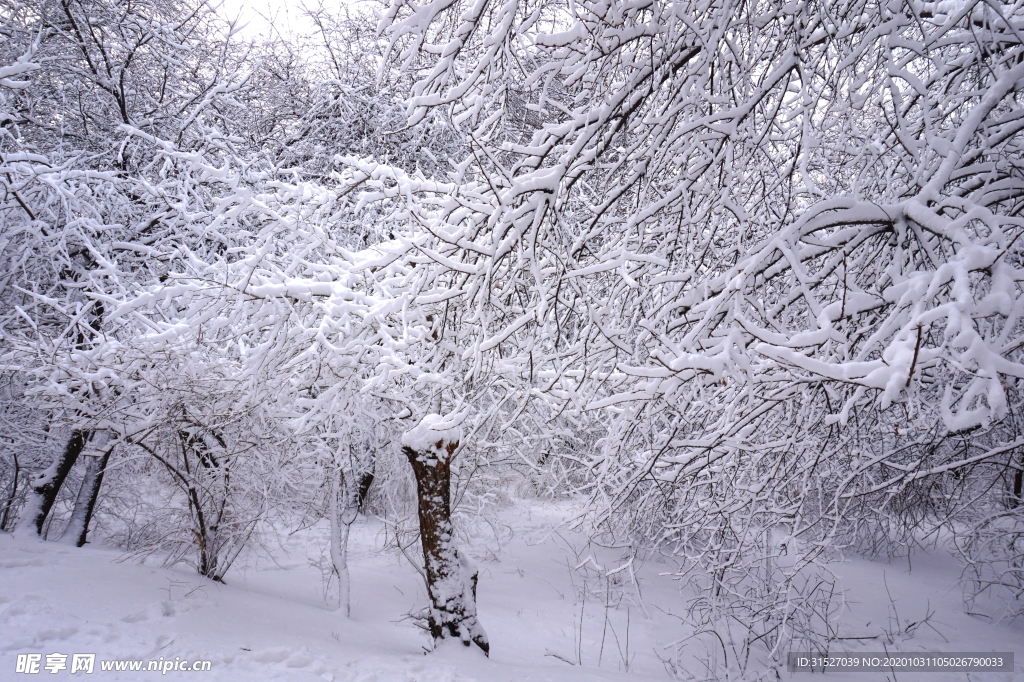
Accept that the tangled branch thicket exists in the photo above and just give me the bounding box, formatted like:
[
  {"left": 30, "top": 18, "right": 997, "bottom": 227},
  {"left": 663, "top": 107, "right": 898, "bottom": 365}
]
[{"left": 2, "top": 0, "right": 1024, "bottom": 675}]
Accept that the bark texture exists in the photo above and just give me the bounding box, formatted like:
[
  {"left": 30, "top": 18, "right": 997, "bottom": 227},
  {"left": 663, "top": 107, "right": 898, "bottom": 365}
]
[
  {"left": 59, "top": 439, "right": 114, "bottom": 546},
  {"left": 404, "top": 439, "right": 489, "bottom": 655},
  {"left": 16, "top": 430, "right": 88, "bottom": 536},
  {"left": 0, "top": 453, "right": 19, "bottom": 531}
]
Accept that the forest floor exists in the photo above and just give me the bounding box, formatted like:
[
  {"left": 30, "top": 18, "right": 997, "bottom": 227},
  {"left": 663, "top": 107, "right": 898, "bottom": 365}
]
[{"left": 1, "top": 499, "right": 1021, "bottom": 681}]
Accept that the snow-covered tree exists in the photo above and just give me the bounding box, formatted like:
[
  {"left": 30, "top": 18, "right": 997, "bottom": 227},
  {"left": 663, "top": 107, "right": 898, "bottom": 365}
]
[
  {"left": 0, "top": 0, "right": 257, "bottom": 543},
  {"left": 4, "top": 0, "right": 1022, "bottom": 665},
  {"left": 362, "top": 0, "right": 1024, "bottom": 663}
]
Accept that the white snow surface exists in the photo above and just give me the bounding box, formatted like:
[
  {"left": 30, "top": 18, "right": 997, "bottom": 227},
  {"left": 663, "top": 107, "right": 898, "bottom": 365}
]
[
  {"left": 401, "top": 414, "right": 463, "bottom": 456},
  {"left": 0, "top": 501, "right": 1020, "bottom": 681}
]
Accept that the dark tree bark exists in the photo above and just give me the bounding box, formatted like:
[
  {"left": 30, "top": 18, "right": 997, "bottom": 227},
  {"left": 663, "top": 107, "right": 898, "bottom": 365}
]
[
  {"left": 355, "top": 458, "right": 374, "bottom": 508},
  {"left": 404, "top": 438, "right": 489, "bottom": 655},
  {"left": 1012, "top": 468, "right": 1023, "bottom": 509},
  {"left": 16, "top": 430, "right": 88, "bottom": 536},
  {"left": 0, "top": 453, "right": 20, "bottom": 531},
  {"left": 59, "top": 440, "right": 114, "bottom": 546},
  {"left": 178, "top": 429, "right": 227, "bottom": 582}
]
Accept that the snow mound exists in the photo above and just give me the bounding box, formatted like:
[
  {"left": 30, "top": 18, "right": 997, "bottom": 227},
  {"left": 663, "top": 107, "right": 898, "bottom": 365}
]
[{"left": 401, "top": 414, "right": 462, "bottom": 455}]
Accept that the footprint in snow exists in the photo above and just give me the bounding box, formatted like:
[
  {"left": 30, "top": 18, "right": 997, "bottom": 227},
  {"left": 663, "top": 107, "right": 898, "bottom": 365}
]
[
  {"left": 34, "top": 625, "right": 79, "bottom": 643},
  {"left": 0, "top": 557, "right": 45, "bottom": 568},
  {"left": 284, "top": 650, "right": 314, "bottom": 668},
  {"left": 252, "top": 647, "right": 290, "bottom": 663}
]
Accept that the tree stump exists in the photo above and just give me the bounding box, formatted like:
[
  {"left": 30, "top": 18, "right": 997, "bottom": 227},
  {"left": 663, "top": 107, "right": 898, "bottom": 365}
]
[{"left": 402, "top": 418, "right": 488, "bottom": 655}]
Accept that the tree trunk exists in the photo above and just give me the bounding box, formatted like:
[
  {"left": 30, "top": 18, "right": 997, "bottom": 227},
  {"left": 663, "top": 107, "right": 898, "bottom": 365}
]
[
  {"left": 330, "top": 447, "right": 375, "bottom": 616},
  {"left": 15, "top": 430, "right": 88, "bottom": 537},
  {"left": 330, "top": 468, "right": 352, "bottom": 616},
  {"left": 0, "top": 453, "right": 20, "bottom": 531},
  {"left": 403, "top": 437, "right": 489, "bottom": 655},
  {"left": 58, "top": 437, "right": 114, "bottom": 546},
  {"left": 1012, "top": 467, "right": 1023, "bottom": 509}
]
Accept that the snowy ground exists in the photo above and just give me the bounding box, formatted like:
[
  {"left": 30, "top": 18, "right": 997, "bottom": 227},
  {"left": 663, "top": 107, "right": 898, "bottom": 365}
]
[{"left": 1, "top": 501, "right": 1021, "bottom": 681}]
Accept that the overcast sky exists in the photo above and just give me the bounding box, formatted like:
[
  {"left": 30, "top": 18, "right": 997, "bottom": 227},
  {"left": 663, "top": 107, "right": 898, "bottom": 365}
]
[{"left": 213, "top": 0, "right": 323, "bottom": 42}]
